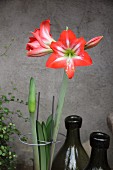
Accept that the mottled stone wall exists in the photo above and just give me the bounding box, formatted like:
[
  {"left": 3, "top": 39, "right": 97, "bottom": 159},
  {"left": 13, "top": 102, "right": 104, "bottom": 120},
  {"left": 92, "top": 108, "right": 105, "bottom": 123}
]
[{"left": 0, "top": 0, "right": 113, "bottom": 168}]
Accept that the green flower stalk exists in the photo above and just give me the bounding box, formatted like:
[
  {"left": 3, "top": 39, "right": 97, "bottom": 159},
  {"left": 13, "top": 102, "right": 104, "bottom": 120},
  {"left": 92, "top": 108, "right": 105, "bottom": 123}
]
[
  {"left": 28, "top": 77, "right": 40, "bottom": 170},
  {"left": 50, "top": 71, "right": 68, "bottom": 168}
]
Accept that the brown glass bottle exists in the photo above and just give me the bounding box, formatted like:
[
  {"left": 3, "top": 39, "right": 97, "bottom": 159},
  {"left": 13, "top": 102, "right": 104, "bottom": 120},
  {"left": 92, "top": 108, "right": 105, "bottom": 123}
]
[
  {"left": 84, "top": 132, "right": 111, "bottom": 170},
  {"left": 52, "top": 115, "right": 89, "bottom": 170}
]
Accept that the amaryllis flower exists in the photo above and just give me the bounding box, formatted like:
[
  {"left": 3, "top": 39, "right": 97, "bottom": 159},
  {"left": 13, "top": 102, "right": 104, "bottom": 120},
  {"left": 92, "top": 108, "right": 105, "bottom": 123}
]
[
  {"left": 26, "top": 19, "right": 55, "bottom": 57},
  {"left": 46, "top": 29, "right": 92, "bottom": 79}
]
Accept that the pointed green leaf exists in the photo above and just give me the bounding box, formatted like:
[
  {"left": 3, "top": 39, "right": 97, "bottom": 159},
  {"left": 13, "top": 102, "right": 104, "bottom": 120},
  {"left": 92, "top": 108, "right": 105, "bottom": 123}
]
[
  {"left": 46, "top": 114, "right": 52, "bottom": 128},
  {"left": 36, "top": 121, "right": 47, "bottom": 170},
  {"left": 42, "top": 122, "right": 49, "bottom": 170},
  {"left": 42, "top": 122, "right": 47, "bottom": 142},
  {"left": 46, "top": 119, "right": 54, "bottom": 141}
]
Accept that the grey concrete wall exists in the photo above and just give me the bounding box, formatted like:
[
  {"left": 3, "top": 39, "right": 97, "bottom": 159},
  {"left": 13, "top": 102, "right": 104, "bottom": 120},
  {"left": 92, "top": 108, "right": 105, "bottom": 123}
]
[{"left": 0, "top": 0, "right": 113, "bottom": 168}]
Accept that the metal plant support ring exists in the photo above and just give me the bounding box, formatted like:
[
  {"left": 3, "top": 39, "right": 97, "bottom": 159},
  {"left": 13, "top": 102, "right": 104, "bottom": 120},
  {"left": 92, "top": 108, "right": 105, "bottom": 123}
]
[{"left": 19, "top": 133, "right": 65, "bottom": 146}]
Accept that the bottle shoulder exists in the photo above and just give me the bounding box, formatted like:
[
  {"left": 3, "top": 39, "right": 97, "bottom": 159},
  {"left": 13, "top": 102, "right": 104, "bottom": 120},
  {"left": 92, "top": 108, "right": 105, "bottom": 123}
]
[
  {"left": 57, "top": 141, "right": 88, "bottom": 155},
  {"left": 52, "top": 143, "right": 89, "bottom": 170}
]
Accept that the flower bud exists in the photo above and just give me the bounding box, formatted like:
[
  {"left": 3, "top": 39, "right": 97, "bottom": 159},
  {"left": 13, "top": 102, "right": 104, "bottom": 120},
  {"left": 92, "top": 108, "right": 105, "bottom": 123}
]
[
  {"left": 28, "top": 77, "right": 36, "bottom": 114},
  {"left": 85, "top": 36, "right": 103, "bottom": 50}
]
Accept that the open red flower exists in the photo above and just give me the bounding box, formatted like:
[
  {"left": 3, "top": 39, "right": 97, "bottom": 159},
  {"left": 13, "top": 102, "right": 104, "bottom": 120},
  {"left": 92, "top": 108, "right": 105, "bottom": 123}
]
[
  {"left": 46, "top": 29, "right": 92, "bottom": 79},
  {"left": 26, "top": 19, "right": 55, "bottom": 57}
]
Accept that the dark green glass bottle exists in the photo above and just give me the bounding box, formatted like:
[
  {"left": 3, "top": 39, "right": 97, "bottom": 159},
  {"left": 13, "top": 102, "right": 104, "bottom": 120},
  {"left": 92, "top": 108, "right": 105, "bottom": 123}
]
[
  {"left": 52, "top": 115, "right": 89, "bottom": 170},
  {"left": 84, "top": 132, "right": 111, "bottom": 170}
]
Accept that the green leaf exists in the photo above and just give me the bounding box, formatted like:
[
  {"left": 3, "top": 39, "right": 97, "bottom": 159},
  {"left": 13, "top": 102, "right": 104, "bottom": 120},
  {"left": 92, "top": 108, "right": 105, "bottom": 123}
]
[
  {"left": 11, "top": 96, "right": 15, "bottom": 99},
  {"left": 36, "top": 121, "right": 47, "bottom": 170},
  {"left": 42, "top": 122, "right": 47, "bottom": 142},
  {"left": 46, "top": 114, "right": 52, "bottom": 128},
  {"left": 46, "top": 119, "right": 54, "bottom": 168},
  {"left": 2, "top": 95, "right": 7, "bottom": 100},
  {"left": 42, "top": 122, "right": 49, "bottom": 170},
  {"left": 3, "top": 108, "right": 9, "bottom": 113},
  {"left": 13, "top": 87, "right": 17, "bottom": 90},
  {"left": 0, "top": 100, "right": 3, "bottom": 105},
  {"left": 46, "top": 119, "right": 54, "bottom": 141},
  {"left": 0, "top": 150, "right": 2, "bottom": 155}
]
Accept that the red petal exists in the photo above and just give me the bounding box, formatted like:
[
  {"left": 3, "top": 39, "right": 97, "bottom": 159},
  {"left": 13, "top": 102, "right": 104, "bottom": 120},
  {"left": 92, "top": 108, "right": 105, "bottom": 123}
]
[
  {"left": 65, "top": 58, "right": 75, "bottom": 79},
  {"left": 50, "top": 41, "right": 65, "bottom": 56},
  {"left": 46, "top": 53, "right": 58, "bottom": 67},
  {"left": 32, "top": 29, "right": 40, "bottom": 35},
  {"left": 32, "top": 31, "right": 49, "bottom": 49},
  {"left": 58, "top": 30, "right": 76, "bottom": 48},
  {"left": 26, "top": 37, "right": 38, "bottom": 50},
  {"left": 26, "top": 44, "right": 32, "bottom": 51},
  {"left": 73, "top": 51, "right": 92, "bottom": 66},
  {"left": 29, "top": 36, "right": 37, "bottom": 43},
  {"left": 85, "top": 36, "right": 103, "bottom": 50},
  {"left": 27, "top": 47, "right": 52, "bottom": 57},
  {"left": 40, "top": 19, "right": 54, "bottom": 43},
  {"left": 40, "top": 19, "right": 50, "bottom": 36},
  {"left": 34, "top": 28, "right": 40, "bottom": 33},
  {"left": 72, "top": 37, "right": 86, "bottom": 53},
  {"left": 26, "top": 40, "right": 40, "bottom": 50},
  {"left": 46, "top": 53, "right": 66, "bottom": 68}
]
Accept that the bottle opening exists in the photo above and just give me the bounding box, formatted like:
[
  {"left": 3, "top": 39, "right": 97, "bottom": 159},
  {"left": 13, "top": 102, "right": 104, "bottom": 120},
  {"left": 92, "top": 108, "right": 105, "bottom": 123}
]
[
  {"left": 65, "top": 115, "right": 82, "bottom": 129},
  {"left": 90, "top": 132, "right": 110, "bottom": 149}
]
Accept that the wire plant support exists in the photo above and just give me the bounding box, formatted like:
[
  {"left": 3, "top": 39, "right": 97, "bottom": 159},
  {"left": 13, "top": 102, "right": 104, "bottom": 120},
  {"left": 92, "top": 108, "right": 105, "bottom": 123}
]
[
  {"left": 19, "top": 92, "right": 66, "bottom": 170},
  {"left": 19, "top": 133, "right": 61, "bottom": 146}
]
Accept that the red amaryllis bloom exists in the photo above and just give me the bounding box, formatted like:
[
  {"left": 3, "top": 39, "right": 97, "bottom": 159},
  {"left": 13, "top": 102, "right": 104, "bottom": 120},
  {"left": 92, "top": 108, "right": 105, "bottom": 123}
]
[
  {"left": 85, "top": 36, "right": 103, "bottom": 50},
  {"left": 46, "top": 29, "right": 92, "bottom": 79},
  {"left": 26, "top": 19, "right": 55, "bottom": 57}
]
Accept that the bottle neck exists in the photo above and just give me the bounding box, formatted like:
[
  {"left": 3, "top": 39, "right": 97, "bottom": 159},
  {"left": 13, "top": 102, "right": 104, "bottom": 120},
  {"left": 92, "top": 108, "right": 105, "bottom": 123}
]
[
  {"left": 65, "top": 128, "right": 81, "bottom": 145},
  {"left": 89, "top": 147, "right": 109, "bottom": 167}
]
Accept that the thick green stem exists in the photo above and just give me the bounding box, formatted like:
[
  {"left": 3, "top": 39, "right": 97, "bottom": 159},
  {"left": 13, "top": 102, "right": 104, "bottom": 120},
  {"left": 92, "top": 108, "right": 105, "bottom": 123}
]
[
  {"left": 50, "top": 71, "right": 68, "bottom": 167},
  {"left": 30, "top": 114, "right": 40, "bottom": 170}
]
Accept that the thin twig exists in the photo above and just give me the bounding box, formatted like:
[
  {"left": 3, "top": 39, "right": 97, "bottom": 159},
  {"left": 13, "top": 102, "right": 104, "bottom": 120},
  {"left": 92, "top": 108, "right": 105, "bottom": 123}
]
[
  {"left": 48, "top": 96, "right": 55, "bottom": 170},
  {"left": 51, "top": 96, "right": 55, "bottom": 139}
]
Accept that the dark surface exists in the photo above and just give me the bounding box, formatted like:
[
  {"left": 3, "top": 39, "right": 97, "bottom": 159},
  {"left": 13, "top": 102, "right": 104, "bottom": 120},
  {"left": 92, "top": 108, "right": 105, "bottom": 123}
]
[{"left": 16, "top": 164, "right": 33, "bottom": 170}]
